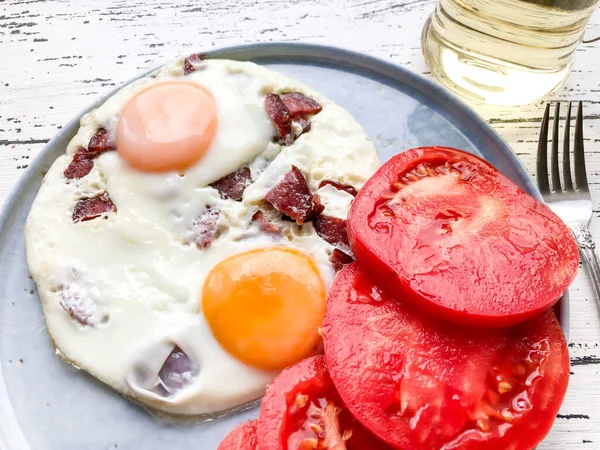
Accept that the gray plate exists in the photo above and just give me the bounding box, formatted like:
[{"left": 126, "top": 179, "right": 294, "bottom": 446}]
[{"left": 0, "top": 43, "right": 568, "bottom": 450}]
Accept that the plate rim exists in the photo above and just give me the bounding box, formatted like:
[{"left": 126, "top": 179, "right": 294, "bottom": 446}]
[{"left": 0, "top": 42, "right": 569, "bottom": 450}]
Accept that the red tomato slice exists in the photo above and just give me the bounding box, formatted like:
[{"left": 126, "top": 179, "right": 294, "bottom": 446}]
[
  {"left": 322, "top": 263, "right": 570, "bottom": 450},
  {"left": 257, "top": 355, "right": 393, "bottom": 450},
  {"left": 348, "top": 146, "right": 579, "bottom": 327},
  {"left": 218, "top": 420, "right": 258, "bottom": 450}
]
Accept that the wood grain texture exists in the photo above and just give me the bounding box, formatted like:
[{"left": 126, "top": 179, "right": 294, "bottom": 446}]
[{"left": 1, "top": 0, "right": 599, "bottom": 448}]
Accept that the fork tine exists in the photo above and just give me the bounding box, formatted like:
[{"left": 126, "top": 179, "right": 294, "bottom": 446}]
[
  {"left": 536, "top": 104, "right": 551, "bottom": 194},
  {"left": 551, "top": 103, "right": 561, "bottom": 192},
  {"left": 574, "top": 101, "right": 588, "bottom": 191},
  {"left": 563, "top": 102, "right": 574, "bottom": 191}
]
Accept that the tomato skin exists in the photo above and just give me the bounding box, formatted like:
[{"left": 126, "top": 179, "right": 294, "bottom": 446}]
[
  {"left": 257, "top": 355, "right": 392, "bottom": 450},
  {"left": 217, "top": 420, "right": 258, "bottom": 450},
  {"left": 348, "top": 146, "right": 579, "bottom": 327},
  {"left": 322, "top": 263, "right": 570, "bottom": 450}
]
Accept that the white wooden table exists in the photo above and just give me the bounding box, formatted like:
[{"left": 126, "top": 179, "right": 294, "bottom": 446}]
[{"left": 1, "top": 1, "right": 599, "bottom": 448}]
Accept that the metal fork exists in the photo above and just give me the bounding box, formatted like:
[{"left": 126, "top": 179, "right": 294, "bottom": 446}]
[{"left": 536, "top": 101, "right": 600, "bottom": 299}]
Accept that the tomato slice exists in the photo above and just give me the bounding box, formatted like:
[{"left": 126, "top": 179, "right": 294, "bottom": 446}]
[
  {"left": 322, "top": 263, "right": 570, "bottom": 450},
  {"left": 218, "top": 420, "right": 258, "bottom": 450},
  {"left": 257, "top": 355, "right": 392, "bottom": 450},
  {"left": 348, "top": 146, "right": 579, "bottom": 327}
]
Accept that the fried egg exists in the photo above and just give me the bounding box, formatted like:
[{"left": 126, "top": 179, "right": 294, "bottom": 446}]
[{"left": 24, "top": 57, "right": 381, "bottom": 416}]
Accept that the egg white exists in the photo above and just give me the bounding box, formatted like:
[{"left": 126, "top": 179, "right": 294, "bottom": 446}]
[{"left": 25, "top": 57, "right": 381, "bottom": 416}]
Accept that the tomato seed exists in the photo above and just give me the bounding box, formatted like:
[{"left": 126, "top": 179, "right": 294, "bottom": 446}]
[
  {"left": 296, "top": 394, "right": 309, "bottom": 408},
  {"left": 300, "top": 438, "right": 318, "bottom": 450},
  {"left": 435, "top": 166, "right": 449, "bottom": 175},
  {"left": 498, "top": 381, "right": 513, "bottom": 394},
  {"left": 311, "top": 410, "right": 323, "bottom": 419},
  {"left": 310, "top": 424, "right": 322, "bottom": 434},
  {"left": 342, "top": 428, "right": 353, "bottom": 441},
  {"left": 501, "top": 409, "right": 515, "bottom": 422},
  {"left": 485, "top": 390, "right": 500, "bottom": 405},
  {"left": 415, "top": 164, "right": 428, "bottom": 176},
  {"left": 476, "top": 419, "right": 491, "bottom": 432}
]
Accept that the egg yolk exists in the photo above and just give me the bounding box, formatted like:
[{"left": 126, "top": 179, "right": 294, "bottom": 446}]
[
  {"left": 116, "top": 81, "right": 217, "bottom": 172},
  {"left": 202, "top": 247, "right": 326, "bottom": 371}
]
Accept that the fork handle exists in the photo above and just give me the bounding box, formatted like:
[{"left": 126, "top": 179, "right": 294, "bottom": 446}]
[{"left": 571, "top": 223, "right": 600, "bottom": 300}]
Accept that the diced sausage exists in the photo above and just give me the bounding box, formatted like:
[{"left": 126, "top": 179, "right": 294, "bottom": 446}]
[
  {"left": 209, "top": 167, "right": 252, "bottom": 202},
  {"left": 329, "top": 248, "right": 354, "bottom": 272},
  {"left": 292, "top": 114, "right": 311, "bottom": 135},
  {"left": 64, "top": 129, "right": 115, "bottom": 181},
  {"left": 184, "top": 53, "right": 204, "bottom": 75},
  {"left": 59, "top": 285, "right": 105, "bottom": 326},
  {"left": 72, "top": 192, "right": 116, "bottom": 223},
  {"left": 309, "top": 194, "right": 325, "bottom": 219},
  {"left": 251, "top": 210, "right": 281, "bottom": 234},
  {"left": 313, "top": 215, "right": 349, "bottom": 248},
  {"left": 319, "top": 180, "right": 358, "bottom": 197},
  {"left": 280, "top": 92, "right": 322, "bottom": 115},
  {"left": 265, "top": 166, "right": 320, "bottom": 225},
  {"left": 190, "top": 208, "right": 220, "bottom": 249},
  {"left": 265, "top": 93, "right": 321, "bottom": 144},
  {"left": 87, "top": 128, "right": 114, "bottom": 155},
  {"left": 265, "top": 93, "right": 292, "bottom": 144},
  {"left": 64, "top": 148, "right": 95, "bottom": 180}
]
